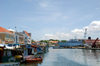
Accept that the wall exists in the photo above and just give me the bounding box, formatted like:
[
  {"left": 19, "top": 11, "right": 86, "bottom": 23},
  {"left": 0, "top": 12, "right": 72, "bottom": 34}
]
[{"left": 0, "top": 33, "right": 15, "bottom": 44}]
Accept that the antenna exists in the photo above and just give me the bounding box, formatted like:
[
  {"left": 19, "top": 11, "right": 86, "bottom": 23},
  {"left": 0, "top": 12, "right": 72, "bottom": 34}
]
[{"left": 84, "top": 28, "right": 87, "bottom": 39}]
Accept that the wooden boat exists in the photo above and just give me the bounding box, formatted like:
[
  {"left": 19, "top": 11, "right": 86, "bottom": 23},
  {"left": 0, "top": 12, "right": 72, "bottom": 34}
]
[{"left": 26, "top": 57, "right": 42, "bottom": 62}]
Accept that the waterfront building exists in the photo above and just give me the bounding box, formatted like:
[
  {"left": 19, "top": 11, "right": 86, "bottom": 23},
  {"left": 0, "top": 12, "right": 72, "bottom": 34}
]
[
  {"left": 8, "top": 29, "right": 25, "bottom": 44},
  {"left": 14, "top": 32, "right": 25, "bottom": 44},
  {"left": 84, "top": 39, "right": 100, "bottom": 48},
  {"left": 0, "top": 27, "right": 15, "bottom": 44},
  {"left": 23, "top": 31, "right": 31, "bottom": 44}
]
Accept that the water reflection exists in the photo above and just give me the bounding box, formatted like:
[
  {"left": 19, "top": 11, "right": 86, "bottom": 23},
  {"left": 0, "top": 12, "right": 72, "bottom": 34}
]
[
  {"left": 21, "top": 48, "right": 100, "bottom": 66},
  {"left": 82, "top": 49, "right": 100, "bottom": 66}
]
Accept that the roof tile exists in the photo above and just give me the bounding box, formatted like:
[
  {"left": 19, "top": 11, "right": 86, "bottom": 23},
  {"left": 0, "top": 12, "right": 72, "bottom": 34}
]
[{"left": 0, "top": 27, "right": 11, "bottom": 33}]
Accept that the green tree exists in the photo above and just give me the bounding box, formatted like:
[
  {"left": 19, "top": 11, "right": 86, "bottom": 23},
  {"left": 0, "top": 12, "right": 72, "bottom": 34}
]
[{"left": 61, "top": 40, "right": 67, "bottom": 42}]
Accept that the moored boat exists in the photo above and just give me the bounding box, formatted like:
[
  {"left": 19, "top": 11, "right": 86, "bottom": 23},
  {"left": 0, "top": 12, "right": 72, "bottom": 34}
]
[
  {"left": 25, "top": 55, "right": 43, "bottom": 63},
  {"left": 26, "top": 57, "right": 42, "bottom": 62}
]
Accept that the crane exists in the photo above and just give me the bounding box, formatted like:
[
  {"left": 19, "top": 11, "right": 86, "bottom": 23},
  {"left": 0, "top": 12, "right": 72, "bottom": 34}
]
[{"left": 92, "top": 38, "right": 99, "bottom": 48}]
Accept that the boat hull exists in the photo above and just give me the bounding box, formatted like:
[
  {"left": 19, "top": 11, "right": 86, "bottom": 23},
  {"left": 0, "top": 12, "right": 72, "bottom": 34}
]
[{"left": 26, "top": 58, "right": 42, "bottom": 63}]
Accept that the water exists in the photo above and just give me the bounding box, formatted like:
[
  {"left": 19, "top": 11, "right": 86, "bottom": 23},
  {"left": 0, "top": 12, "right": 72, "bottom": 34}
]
[{"left": 21, "top": 48, "right": 100, "bottom": 66}]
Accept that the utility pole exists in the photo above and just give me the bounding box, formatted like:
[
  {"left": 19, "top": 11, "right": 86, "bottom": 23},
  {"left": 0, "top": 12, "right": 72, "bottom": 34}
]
[{"left": 15, "top": 26, "right": 17, "bottom": 44}]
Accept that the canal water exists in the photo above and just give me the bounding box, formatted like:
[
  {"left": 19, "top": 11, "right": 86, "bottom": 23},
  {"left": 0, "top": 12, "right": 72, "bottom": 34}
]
[{"left": 21, "top": 48, "right": 100, "bottom": 66}]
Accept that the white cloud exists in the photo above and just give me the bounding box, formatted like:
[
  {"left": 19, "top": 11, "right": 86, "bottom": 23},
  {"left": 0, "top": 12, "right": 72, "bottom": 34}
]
[
  {"left": 43, "top": 34, "right": 59, "bottom": 40},
  {"left": 86, "top": 21, "right": 100, "bottom": 31},
  {"left": 43, "top": 33, "right": 74, "bottom": 40},
  {"left": 71, "top": 29, "right": 84, "bottom": 33},
  {"left": 43, "top": 20, "right": 100, "bottom": 40},
  {"left": 71, "top": 21, "right": 100, "bottom": 39}
]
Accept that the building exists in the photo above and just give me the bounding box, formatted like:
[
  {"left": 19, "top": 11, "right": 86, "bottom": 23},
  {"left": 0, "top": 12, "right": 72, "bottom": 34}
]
[
  {"left": 49, "top": 41, "right": 58, "bottom": 44},
  {"left": 14, "top": 32, "right": 25, "bottom": 44},
  {"left": 8, "top": 29, "right": 25, "bottom": 44},
  {"left": 58, "top": 39, "right": 83, "bottom": 47},
  {"left": 84, "top": 39, "right": 100, "bottom": 48},
  {"left": 0, "top": 27, "right": 15, "bottom": 44},
  {"left": 0, "top": 27, "right": 32, "bottom": 45},
  {"left": 23, "top": 31, "right": 31, "bottom": 44}
]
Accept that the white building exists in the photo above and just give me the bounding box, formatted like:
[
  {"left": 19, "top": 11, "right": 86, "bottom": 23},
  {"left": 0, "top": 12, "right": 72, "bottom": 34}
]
[{"left": 23, "top": 31, "right": 31, "bottom": 44}]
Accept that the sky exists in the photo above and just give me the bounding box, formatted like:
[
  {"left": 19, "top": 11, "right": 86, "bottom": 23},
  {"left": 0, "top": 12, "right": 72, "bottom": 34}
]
[{"left": 0, "top": 0, "right": 100, "bottom": 40}]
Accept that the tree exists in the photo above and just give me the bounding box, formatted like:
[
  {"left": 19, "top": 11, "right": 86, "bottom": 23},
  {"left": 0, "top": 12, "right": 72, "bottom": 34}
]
[
  {"left": 40, "top": 40, "right": 49, "bottom": 43},
  {"left": 61, "top": 40, "right": 67, "bottom": 42}
]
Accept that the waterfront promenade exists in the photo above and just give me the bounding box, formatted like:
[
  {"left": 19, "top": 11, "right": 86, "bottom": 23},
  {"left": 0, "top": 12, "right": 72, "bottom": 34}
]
[{"left": 21, "top": 48, "right": 100, "bottom": 66}]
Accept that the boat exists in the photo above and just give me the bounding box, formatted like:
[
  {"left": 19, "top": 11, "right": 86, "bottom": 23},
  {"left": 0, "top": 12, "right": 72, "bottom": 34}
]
[
  {"left": 25, "top": 55, "right": 42, "bottom": 63},
  {"left": 26, "top": 57, "right": 42, "bottom": 62}
]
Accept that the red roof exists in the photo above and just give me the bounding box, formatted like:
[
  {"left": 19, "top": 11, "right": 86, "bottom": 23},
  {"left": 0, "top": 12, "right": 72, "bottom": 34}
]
[
  {"left": 0, "top": 27, "right": 11, "bottom": 33},
  {"left": 24, "top": 31, "right": 30, "bottom": 36},
  {"left": 49, "top": 41, "right": 58, "bottom": 43}
]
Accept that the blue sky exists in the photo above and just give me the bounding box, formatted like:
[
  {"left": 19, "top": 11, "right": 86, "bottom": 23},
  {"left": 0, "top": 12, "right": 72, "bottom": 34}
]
[{"left": 0, "top": 0, "right": 100, "bottom": 40}]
